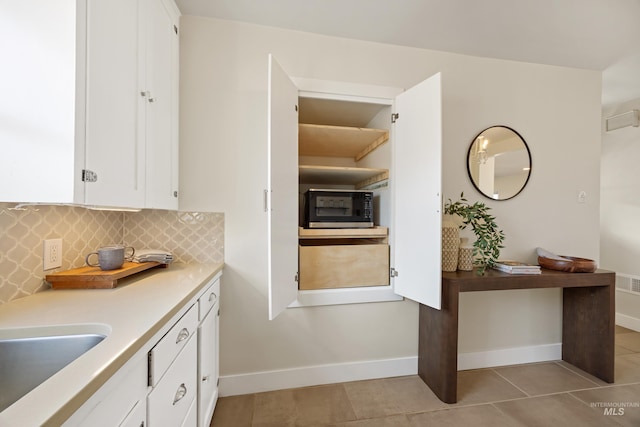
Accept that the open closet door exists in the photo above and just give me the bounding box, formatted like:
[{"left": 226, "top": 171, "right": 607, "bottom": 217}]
[
  {"left": 392, "top": 72, "right": 443, "bottom": 309},
  {"left": 267, "top": 54, "right": 299, "bottom": 320}
]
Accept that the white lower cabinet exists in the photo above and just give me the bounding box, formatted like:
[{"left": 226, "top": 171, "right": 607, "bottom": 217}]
[
  {"left": 119, "top": 399, "right": 147, "bottom": 427},
  {"left": 62, "top": 354, "right": 147, "bottom": 427},
  {"left": 197, "top": 278, "right": 221, "bottom": 427},
  {"left": 65, "top": 272, "right": 222, "bottom": 427},
  {"left": 147, "top": 336, "right": 197, "bottom": 426},
  {"left": 181, "top": 398, "right": 198, "bottom": 427},
  {"left": 147, "top": 303, "right": 198, "bottom": 426}
]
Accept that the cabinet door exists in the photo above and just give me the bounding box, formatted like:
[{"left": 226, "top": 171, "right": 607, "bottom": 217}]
[
  {"left": 143, "top": 0, "right": 180, "bottom": 209},
  {"left": 84, "top": 0, "right": 145, "bottom": 208},
  {"left": 267, "top": 55, "right": 299, "bottom": 320},
  {"left": 63, "top": 354, "right": 148, "bottom": 427},
  {"left": 197, "top": 306, "right": 218, "bottom": 427},
  {"left": 0, "top": 0, "right": 80, "bottom": 204},
  {"left": 392, "top": 72, "right": 442, "bottom": 310},
  {"left": 118, "top": 399, "right": 146, "bottom": 427},
  {"left": 180, "top": 397, "right": 197, "bottom": 427}
]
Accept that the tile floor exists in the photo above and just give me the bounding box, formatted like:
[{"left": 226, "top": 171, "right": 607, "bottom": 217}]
[{"left": 211, "top": 326, "right": 640, "bottom": 426}]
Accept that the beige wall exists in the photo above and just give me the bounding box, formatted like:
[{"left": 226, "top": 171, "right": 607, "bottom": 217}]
[
  {"left": 601, "top": 98, "right": 640, "bottom": 330},
  {"left": 179, "top": 16, "right": 602, "bottom": 377},
  {"left": 0, "top": 203, "right": 223, "bottom": 304}
]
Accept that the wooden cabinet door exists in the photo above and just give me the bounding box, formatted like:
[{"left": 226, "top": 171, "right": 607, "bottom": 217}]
[
  {"left": 267, "top": 55, "right": 299, "bottom": 320},
  {"left": 392, "top": 72, "right": 442, "bottom": 310}
]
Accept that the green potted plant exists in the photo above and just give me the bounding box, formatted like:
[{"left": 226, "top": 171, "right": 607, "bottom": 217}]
[{"left": 443, "top": 193, "right": 505, "bottom": 274}]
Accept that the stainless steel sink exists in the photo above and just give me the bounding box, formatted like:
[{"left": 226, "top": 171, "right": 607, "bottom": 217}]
[{"left": 0, "top": 330, "right": 106, "bottom": 412}]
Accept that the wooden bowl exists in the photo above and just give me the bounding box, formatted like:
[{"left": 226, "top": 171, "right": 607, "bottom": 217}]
[{"left": 537, "top": 256, "right": 597, "bottom": 273}]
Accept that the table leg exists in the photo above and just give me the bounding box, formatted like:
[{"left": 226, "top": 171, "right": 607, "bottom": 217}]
[
  {"left": 418, "top": 283, "right": 459, "bottom": 403},
  {"left": 562, "top": 284, "right": 615, "bottom": 383}
]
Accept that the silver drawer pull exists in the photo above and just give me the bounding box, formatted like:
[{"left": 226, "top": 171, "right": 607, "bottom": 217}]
[
  {"left": 173, "top": 383, "right": 187, "bottom": 405},
  {"left": 208, "top": 292, "right": 217, "bottom": 303},
  {"left": 175, "top": 328, "right": 190, "bottom": 344}
]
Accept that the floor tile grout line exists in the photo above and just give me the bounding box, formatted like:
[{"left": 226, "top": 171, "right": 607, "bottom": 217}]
[
  {"left": 482, "top": 380, "right": 640, "bottom": 405},
  {"left": 339, "top": 382, "right": 361, "bottom": 423},
  {"left": 616, "top": 344, "right": 640, "bottom": 353},
  {"left": 566, "top": 388, "right": 603, "bottom": 410},
  {"left": 552, "top": 360, "right": 605, "bottom": 387},
  {"left": 488, "top": 401, "right": 531, "bottom": 425},
  {"left": 489, "top": 367, "right": 533, "bottom": 398}
]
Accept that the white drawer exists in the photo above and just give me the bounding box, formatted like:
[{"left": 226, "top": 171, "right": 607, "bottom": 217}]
[
  {"left": 149, "top": 304, "right": 198, "bottom": 386},
  {"left": 147, "top": 335, "right": 197, "bottom": 427},
  {"left": 198, "top": 278, "right": 220, "bottom": 321}
]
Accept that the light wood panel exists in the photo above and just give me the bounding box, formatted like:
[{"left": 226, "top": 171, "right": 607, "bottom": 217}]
[
  {"left": 298, "top": 226, "right": 388, "bottom": 239},
  {"left": 299, "top": 124, "right": 389, "bottom": 161},
  {"left": 299, "top": 165, "right": 388, "bottom": 186},
  {"left": 299, "top": 244, "right": 389, "bottom": 290}
]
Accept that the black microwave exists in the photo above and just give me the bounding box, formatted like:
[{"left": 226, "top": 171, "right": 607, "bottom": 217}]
[{"left": 303, "top": 189, "right": 374, "bottom": 229}]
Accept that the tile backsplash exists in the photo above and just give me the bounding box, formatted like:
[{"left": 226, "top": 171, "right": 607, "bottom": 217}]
[
  {"left": 0, "top": 203, "right": 224, "bottom": 305},
  {"left": 124, "top": 210, "right": 224, "bottom": 264}
]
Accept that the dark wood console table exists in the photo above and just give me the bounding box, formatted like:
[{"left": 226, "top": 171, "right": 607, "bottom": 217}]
[{"left": 418, "top": 268, "right": 615, "bottom": 403}]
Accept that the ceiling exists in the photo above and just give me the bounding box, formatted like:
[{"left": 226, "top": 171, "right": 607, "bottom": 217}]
[{"left": 175, "top": 0, "right": 640, "bottom": 108}]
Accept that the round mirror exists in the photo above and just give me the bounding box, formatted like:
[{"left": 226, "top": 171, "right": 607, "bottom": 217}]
[{"left": 467, "top": 126, "right": 531, "bottom": 200}]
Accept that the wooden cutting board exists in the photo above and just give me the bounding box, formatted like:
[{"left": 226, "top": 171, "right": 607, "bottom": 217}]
[{"left": 46, "top": 262, "right": 166, "bottom": 289}]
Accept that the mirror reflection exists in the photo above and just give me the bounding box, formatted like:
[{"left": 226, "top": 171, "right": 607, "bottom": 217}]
[{"left": 467, "top": 126, "right": 531, "bottom": 200}]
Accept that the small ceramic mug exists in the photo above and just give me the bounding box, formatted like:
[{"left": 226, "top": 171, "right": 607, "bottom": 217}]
[{"left": 86, "top": 246, "right": 135, "bottom": 271}]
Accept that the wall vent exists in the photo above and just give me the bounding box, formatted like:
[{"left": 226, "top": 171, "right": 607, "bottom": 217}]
[
  {"left": 616, "top": 273, "right": 640, "bottom": 295},
  {"left": 606, "top": 110, "right": 639, "bottom": 131}
]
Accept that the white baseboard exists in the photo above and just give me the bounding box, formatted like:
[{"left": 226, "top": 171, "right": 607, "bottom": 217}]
[
  {"left": 458, "top": 343, "right": 562, "bottom": 371},
  {"left": 616, "top": 313, "right": 640, "bottom": 332},
  {"left": 219, "top": 357, "right": 418, "bottom": 397},
  {"left": 219, "top": 343, "right": 563, "bottom": 397}
]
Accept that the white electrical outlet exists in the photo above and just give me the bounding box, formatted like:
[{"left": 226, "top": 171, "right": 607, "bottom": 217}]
[
  {"left": 43, "top": 238, "right": 62, "bottom": 270},
  {"left": 578, "top": 190, "right": 587, "bottom": 203}
]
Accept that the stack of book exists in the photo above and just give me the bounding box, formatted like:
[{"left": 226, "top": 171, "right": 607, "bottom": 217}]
[{"left": 492, "top": 260, "right": 541, "bottom": 275}]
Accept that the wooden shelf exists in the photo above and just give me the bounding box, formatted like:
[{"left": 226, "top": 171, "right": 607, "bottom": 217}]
[
  {"left": 299, "top": 226, "right": 388, "bottom": 239},
  {"left": 299, "top": 124, "right": 389, "bottom": 161},
  {"left": 299, "top": 165, "right": 388, "bottom": 187}
]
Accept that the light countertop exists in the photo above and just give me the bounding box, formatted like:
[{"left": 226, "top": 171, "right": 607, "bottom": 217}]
[{"left": 0, "top": 262, "right": 224, "bottom": 427}]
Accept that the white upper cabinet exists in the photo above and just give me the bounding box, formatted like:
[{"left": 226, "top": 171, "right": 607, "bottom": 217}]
[
  {"left": 392, "top": 73, "right": 442, "bottom": 310},
  {"left": 0, "top": 0, "right": 179, "bottom": 209},
  {"left": 0, "top": 0, "right": 84, "bottom": 204},
  {"left": 267, "top": 55, "right": 442, "bottom": 319},
  {"left": 84, "top": 0, "right": 145, "bottom": 208},
  {"left": 267, "top": 55, "right": 300, "bottom": 320},
  {"left": 142, "top": 0, "right": 180, "bottom": 210}
]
